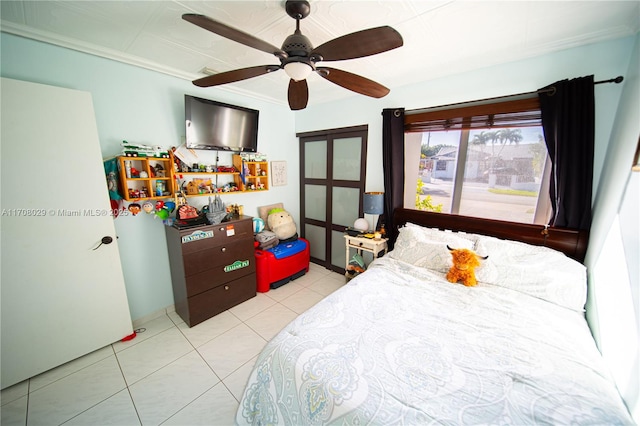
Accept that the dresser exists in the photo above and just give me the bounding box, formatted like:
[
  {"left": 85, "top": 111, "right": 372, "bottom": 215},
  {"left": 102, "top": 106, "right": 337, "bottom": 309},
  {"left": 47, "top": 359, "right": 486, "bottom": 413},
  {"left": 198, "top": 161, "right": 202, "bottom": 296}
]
[{"left": 165, "top": 216, "right": 256, "bottom": 327}]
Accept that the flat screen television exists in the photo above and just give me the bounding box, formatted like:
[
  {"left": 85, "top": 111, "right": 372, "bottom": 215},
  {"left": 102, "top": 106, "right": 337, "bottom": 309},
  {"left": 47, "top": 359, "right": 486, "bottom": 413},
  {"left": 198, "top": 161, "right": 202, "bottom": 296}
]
[{"left": 185, "top": 95, "right": 259, "bottom": 152}]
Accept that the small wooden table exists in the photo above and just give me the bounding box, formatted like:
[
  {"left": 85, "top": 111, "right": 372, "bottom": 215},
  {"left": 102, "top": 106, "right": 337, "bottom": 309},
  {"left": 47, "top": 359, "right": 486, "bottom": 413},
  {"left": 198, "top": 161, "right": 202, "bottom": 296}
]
[{"left": 344, "top": 234, "right": 388, "bottom": 281}]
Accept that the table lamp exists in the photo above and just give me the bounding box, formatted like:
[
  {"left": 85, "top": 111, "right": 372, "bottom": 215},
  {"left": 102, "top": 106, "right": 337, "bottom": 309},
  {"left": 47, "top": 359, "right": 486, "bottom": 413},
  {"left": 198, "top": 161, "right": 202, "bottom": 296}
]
[{"left": 363, "top": 192, "right": 384, "bottom": 232}]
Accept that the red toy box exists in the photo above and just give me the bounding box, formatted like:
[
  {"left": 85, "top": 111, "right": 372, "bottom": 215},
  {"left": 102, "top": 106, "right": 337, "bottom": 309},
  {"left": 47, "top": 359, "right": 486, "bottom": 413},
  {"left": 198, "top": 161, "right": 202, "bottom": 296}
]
[{"left": 255, "top": 238, "right": 310, "bottom": 292}]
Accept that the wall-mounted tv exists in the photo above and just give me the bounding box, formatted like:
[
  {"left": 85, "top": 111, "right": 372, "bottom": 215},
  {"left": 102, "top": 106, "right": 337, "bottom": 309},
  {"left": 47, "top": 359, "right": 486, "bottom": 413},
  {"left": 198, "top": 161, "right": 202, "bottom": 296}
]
[{"left": 185, "top": 95, "right": 259, "bottom": 152}]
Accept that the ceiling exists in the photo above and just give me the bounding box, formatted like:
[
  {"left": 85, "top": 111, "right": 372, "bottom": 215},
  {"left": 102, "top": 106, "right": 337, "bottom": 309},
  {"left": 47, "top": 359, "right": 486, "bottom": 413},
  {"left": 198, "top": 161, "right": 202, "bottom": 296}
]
[{"left": 1, "top": 1, "right": 639, "bottom": 108}]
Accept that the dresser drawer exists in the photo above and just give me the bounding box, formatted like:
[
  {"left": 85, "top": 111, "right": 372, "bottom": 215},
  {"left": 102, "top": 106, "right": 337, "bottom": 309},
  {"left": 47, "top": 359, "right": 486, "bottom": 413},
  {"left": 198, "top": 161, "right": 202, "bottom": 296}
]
[
  {"left": 183, "top": 239, "right": 253, "bottom": 276},
  {"left": 178, "top": 220, "right": 253, "bottom": 254},
  {"left": 185, "top": 274, "right": 256, "bottom": 327},
  {"left": 184, "top": 256, "right": 255, "bottom": 296}
]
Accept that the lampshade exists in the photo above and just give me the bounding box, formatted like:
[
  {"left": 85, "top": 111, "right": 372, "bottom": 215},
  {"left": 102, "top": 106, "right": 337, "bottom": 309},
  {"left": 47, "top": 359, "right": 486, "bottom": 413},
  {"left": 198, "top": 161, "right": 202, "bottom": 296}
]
[
  {"left": 363, "top": 192, "right": 384, "bottom": 215},
  {"left": 284, "top": 62, "right": 312, "bottom": 81}
]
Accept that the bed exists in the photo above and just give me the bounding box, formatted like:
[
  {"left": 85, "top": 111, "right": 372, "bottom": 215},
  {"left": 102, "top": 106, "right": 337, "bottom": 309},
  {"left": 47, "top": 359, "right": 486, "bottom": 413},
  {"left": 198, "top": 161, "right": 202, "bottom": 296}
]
[{"left": 236, "top": 208, "right": 633, "bottom": 425}]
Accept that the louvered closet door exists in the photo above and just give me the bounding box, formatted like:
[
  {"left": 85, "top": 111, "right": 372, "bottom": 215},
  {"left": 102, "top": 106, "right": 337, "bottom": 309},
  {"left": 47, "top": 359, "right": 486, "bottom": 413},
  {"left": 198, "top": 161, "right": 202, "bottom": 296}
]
[{"left": 299, "top": 126, "right": 367, "bottom": 273}]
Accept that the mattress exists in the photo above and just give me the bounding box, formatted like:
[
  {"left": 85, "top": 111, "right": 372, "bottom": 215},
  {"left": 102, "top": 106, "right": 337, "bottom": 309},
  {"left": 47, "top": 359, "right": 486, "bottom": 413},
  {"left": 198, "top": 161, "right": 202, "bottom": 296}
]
[{"left": 236, "top": 254, "right": 632, "bottom": 425}]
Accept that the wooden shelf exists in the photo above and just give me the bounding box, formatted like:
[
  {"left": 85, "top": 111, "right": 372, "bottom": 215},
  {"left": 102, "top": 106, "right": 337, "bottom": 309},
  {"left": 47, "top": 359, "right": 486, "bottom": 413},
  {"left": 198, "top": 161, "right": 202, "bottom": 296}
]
[
  {"left": 177, "top": 172, "right": 240, "bottom": 176},
  {"left": 118, "top": 153, "right": 271, "bottom": 200},
  {"left": 233, "top": 155, "right": 269, "bottom": 191},
  {"left": 180, "top": 191, "right": 243, "bottom": 197},
  {"left": 174, "top": 154, "right": 269, "bottom": 196},
  {"left": 118, "top": 156, "right": 175, "bottom": 201}
]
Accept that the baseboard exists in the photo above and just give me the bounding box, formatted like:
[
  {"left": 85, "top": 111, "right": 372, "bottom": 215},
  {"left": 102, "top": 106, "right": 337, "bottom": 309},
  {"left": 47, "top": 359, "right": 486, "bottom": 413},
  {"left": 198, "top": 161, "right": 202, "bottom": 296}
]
[{"left": 132, "top": 304, "right": 176, "bottom": 329}]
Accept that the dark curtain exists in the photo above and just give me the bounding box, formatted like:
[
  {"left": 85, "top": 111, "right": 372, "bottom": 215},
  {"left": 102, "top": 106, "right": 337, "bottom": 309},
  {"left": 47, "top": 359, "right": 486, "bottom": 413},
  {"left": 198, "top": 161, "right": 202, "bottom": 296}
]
[
  {"left": 381, "top": 108, "right": 405, "bottom": 249},
  {"left": 538, "top": 75, "right": 595, "bottom": 230}
]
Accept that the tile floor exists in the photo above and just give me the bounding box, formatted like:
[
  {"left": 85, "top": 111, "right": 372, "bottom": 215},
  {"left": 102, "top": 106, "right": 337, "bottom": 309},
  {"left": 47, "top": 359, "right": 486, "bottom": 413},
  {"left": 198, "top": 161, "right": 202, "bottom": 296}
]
[{"left": 1, "top": 264, "right": 346, "bottom": 426}]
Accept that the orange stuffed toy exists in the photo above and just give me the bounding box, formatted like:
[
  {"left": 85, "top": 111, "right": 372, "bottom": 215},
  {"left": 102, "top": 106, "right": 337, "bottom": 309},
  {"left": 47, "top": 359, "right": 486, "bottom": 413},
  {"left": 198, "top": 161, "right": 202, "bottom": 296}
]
[{"left": 446, "top": 246, "right": 488, "bottom": 287}]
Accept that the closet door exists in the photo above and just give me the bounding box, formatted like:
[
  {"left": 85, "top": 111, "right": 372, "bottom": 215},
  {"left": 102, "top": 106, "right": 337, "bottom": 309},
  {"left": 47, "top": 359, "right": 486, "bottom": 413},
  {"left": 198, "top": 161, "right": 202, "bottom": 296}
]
[
  {"left": 1, "top": 78, "right": 133, "bottom": 389},
  {"left": 299, "top": 126, "right": 367, "bottom": 272}
]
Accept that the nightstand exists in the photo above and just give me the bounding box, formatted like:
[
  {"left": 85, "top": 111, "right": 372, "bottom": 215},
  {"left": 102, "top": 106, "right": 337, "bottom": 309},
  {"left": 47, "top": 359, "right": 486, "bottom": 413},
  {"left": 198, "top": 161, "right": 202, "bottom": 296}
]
[{"left": 344, "top": 234, "right": 388, "bottom": 281}]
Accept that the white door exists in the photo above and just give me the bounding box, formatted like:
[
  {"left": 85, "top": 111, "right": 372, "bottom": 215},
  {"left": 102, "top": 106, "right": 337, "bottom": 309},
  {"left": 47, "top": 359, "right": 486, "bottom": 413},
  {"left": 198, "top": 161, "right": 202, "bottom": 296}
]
[{"left": 1, "top": 78, "right": 133, "bottom": 389}]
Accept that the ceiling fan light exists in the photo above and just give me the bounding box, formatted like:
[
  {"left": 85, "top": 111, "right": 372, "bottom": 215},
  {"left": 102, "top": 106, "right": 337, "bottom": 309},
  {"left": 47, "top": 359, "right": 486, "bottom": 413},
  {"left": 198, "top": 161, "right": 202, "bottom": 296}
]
[{"left": 284, "top": 62, "right": 312, "bottom": 81}]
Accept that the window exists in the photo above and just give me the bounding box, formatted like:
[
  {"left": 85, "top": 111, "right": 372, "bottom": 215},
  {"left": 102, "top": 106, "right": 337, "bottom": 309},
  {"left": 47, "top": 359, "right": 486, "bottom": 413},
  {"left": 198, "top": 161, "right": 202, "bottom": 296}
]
[{"left": 405, "top": 96, "right": 551, "bottom": 224}]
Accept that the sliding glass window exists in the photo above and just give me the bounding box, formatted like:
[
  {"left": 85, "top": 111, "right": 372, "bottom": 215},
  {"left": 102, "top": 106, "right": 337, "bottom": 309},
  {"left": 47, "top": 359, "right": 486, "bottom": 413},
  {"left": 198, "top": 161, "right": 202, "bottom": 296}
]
[{"left": 405, "top": 97, "right": 551, "bottom": 224}]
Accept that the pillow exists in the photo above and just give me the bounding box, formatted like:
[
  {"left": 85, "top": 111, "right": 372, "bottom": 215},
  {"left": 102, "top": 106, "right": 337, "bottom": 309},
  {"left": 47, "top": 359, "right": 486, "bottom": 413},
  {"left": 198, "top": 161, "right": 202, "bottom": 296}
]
[
  {"left": 403, "top": 222, "right": 478, "bottom": 247},
  {"left": 257, "top": 203, "right": 284, "bottom": 231},
  {"left": 389, "top": 224, "right": 475, "bottom": 272},
  {"left": 474, "top": 235, "right": 587, "bottom": 312}
]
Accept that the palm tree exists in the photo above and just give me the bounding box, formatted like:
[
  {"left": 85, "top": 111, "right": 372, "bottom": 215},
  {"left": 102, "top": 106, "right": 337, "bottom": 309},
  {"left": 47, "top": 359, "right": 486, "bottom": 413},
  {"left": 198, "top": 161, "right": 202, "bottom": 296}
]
[
  {"left": 496, "top": 128, "right": 523, "bottom": 147},
  {"left": 471, "top": 130, "right": 492, "bottom": 146},
  {"left": 471, "top": 130, "right": 493, "bottom": 176},
  {"left": 493, "top": 128, "right": 523, "bottom": 167},
  {"left": 472, "top": 128, "right": 522, "bottom": 176},
  {"left": 529, "top": 134, "right": 547, "bottom": 176}
]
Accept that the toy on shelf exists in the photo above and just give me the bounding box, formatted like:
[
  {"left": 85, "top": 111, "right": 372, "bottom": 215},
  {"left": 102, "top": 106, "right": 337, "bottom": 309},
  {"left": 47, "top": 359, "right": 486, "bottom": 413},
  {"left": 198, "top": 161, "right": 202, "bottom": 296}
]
[
  {"left": 153, "top": 164, "right": 165, "bottom": 177},
  {"left": 186, "top": 181, "right": 199, "bottom": 195},
  {"left": 121, "top": 140, "right": 169, "bottom": 158},
  {"left": 205, "top": 195, "right": 227, "bottom": 225},
  {"left": 217, "top": 165, "right": 237, "bottom": 173},
  {"left": 239, "top": 152, "right": 267, "bottom": 162}
]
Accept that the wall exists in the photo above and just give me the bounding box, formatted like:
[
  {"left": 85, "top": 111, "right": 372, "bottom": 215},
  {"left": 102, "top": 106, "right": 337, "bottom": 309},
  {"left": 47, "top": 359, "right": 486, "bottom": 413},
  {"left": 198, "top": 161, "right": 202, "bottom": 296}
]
[
  {"left": 587, "top": 32, "right": 640, "bottom": 309},
  {"left": 296, "top": 36, "right": 636, "bottom": 195},
  {"left": 0, "top": 33, "right": 298, "bottom": 321},
  {"left": 585, "top": 32, "right": 639, "bottom": 421}
]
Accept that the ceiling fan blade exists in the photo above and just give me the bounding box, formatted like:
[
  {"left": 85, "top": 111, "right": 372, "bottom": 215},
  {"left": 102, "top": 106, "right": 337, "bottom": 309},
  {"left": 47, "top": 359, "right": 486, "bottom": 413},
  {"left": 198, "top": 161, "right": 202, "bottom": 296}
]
[
  {"left": 316, "top": 67, "right": 390, "bottom": 98},
  {"left": 288, "top": 79, "right": 309, "bottom": 110},
  {"left": 183, "top": 14, "right": 287, "bottom": 58},
  {"left": 193, "top": 65, "right": 279, "bottom": 87},
  {"left": 311, "top": 26, "right": 403, "bottom": 61}
]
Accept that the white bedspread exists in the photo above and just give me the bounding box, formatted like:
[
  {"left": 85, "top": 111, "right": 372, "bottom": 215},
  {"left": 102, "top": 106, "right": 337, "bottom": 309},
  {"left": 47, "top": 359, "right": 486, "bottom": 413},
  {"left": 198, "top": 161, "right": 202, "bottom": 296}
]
[{"left": 236, "top": 257, "right": 633, "bottom": 425}]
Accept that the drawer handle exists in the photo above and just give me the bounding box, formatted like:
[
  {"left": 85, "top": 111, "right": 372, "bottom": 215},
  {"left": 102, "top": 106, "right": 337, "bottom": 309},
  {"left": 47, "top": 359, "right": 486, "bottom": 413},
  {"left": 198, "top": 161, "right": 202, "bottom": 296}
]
[
  {"left": 221, "top": 247, "right": 226, "bottom": 252},
  {"left": 219, "top": 227, "right": 225, "bottom": 232},
  {"left": 224, "top": 285, "right": 229, "bottom": 290}
]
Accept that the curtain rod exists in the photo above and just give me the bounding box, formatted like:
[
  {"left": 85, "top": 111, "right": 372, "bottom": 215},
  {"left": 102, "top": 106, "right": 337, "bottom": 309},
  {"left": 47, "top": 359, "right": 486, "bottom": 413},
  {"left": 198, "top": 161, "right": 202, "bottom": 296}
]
[
  {"left": 406, "top": 75, "right": 624, "bottom": 115},
  {"left": 538, "top": 75, "right": 624, "bottom": 96},
  {"left": 595, "top": 76, "right": 625, "bottom": 84}
]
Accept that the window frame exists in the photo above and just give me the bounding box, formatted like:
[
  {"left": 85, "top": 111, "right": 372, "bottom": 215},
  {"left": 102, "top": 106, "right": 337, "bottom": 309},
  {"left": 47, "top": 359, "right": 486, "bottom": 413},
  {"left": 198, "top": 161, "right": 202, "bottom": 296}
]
[{"left": 405, "top": 96, "right": 552, "bottom": 224}]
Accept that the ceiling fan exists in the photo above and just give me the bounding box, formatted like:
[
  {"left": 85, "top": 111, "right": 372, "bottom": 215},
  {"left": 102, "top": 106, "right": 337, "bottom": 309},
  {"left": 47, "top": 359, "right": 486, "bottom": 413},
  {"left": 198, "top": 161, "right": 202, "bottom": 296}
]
[{"left": 183, "top": 0, "right": 403, "bottom": 110}]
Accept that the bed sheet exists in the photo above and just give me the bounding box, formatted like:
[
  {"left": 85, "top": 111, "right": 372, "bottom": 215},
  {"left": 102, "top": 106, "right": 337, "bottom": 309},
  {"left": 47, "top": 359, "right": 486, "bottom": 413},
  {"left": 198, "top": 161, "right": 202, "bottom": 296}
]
[{"left": 236, "top": 256, "right": 632, "bottom": 425}]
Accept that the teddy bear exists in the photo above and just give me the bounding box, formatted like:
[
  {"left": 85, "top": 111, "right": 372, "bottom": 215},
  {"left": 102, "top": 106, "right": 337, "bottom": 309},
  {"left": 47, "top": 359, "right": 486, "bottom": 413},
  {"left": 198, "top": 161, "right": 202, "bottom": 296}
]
[
  {"left": 446, "top": 246, "right": 488, "bottom": 287},
  {"left": 267, "top": 208, "right": 298, "bottom": 241}
]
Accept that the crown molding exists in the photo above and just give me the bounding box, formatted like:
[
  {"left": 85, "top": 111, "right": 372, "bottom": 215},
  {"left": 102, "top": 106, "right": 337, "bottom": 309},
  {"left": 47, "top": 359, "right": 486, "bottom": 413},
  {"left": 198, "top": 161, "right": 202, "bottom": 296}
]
[{"left": 1, "top": 21, "right": 287, "bottom": 107}]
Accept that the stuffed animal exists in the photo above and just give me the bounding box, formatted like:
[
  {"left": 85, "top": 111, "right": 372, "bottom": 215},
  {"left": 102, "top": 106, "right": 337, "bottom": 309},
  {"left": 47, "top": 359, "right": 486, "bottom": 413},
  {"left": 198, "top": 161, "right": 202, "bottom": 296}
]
[
  {"left": 446, "top": 246, "right": 488, "bottom": 287},
  {"left": 267, "top": 208, "right": 298, "bottom": 241}
]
